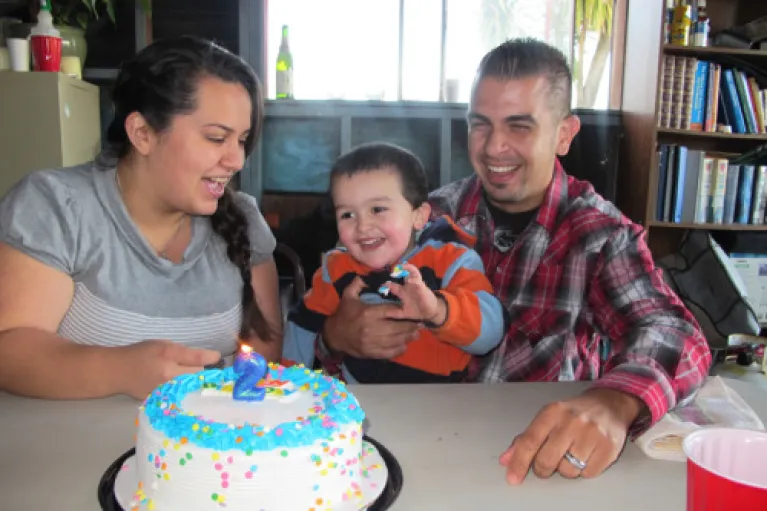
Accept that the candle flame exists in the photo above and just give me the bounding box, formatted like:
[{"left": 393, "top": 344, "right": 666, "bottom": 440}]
[{"left": 239, "top": 343, "right": 253, "bottom": 354}]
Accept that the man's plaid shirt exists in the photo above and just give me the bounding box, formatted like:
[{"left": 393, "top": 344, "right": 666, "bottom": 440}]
[{"left": 428, "top": 162, "right": 712, "bottom": 428}]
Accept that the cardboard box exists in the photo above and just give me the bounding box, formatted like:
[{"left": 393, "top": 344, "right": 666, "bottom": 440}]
[{"left": 730, "top": 255, "right": 767, "bottom": 325}]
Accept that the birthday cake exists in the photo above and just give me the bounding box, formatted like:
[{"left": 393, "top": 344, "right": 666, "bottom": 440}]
[{"left": 119, "top": 360, "right": 387, "bottom": 511}]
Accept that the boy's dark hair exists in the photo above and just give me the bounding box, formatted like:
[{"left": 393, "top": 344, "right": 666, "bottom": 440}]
[
  {"left": 474, "top": 37, "right": 572, "bottom": 118},
  {"left": 329, "top": 142, "right": 429, "bottom": 209},
  {"left": 104, "top": 36, "right": 271, "bottom": 343}
]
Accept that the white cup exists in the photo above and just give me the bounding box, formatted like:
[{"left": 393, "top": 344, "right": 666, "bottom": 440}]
[
  {"left": 444, "top": 78, "right": 460, "bottom": 102},
  {"left": 7, "top": 37, "right": 29, "bottom": 72}
]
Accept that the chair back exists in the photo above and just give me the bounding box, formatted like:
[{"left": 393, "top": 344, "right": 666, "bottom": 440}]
[{"left": 274, "top": 243, "right": 306, "bottom": 320}]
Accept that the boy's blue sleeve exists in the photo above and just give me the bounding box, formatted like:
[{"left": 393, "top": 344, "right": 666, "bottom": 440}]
[
  {"left": 434, "top": 247, "right": 507, "bottom": 355},
  {"left": 282, "top": 319, "right": 321, "bottom": 367},
  {"left": 281, "top": 252, "right": 341, "bottom": 367}
]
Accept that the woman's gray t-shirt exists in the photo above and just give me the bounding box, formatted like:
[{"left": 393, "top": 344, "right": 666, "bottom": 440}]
[{"left": 0, "top": 161, "right": 276, "bottom": 356}]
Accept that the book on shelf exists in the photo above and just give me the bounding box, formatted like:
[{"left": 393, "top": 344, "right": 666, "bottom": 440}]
[
  {"left": 704, "top": 61, "right": 721, "bottom": 132},
  {"left": 659, "top": 55, "right": 675, "bottom": 129},
  {"left": 657, "top": 56, "right": 767, "bottom": 134},
  {"left": 722, "top": 68, "right": 748, "bottom": 133},
  {"left": 655, "top": 143, "right": 767, "bottom": 226}
]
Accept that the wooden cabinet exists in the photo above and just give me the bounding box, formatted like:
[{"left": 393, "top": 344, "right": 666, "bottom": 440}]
[
  {"left": 620, "top": 0, "right": 767, "bottom": 257},
  {"left": 0, "top": 72, "right": 101, "bottom": 198}
]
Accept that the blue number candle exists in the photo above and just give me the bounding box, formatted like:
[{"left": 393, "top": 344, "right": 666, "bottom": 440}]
[{"left": 233, "top": 344, "right": 267, "bottom": 402}]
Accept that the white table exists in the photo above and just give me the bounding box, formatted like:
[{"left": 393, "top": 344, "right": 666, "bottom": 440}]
[{"left": 1, "top": 380, "right": 766, "bottom": 510}]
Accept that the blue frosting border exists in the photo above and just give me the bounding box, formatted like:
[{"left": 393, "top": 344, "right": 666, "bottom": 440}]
[{"left": 141, "top": 365, "right": 365, "bottom": 452}]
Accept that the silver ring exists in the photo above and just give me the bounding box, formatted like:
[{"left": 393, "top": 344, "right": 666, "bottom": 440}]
[{"left": 563, "top": 451, "right": 587, "bottom": 470}]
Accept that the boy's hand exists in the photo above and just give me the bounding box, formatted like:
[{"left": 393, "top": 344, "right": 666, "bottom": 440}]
[{"left": 381, "top": 263, "right": 447, "bottom": 326}]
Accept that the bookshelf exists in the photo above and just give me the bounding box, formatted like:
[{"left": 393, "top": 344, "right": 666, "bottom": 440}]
[
  {"left": 663, "top": 44, "right": 767, "bottom": 60},
  {"left": 648, "top": 221, "right": 767, "bottom": 232},
  {"left": 656, "top": 128, "right": 767, "bottom": 141},
  {"left": 620, "top": 0, "right": 767, "bottom": 258}
]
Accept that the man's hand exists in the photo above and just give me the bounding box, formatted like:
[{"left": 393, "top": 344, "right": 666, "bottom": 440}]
[
  {"left": 499, "top": 388, "right": 645, "bottom": 483},
  {"left": 323, "top": 276, "right": 419, "bottom": 359}
]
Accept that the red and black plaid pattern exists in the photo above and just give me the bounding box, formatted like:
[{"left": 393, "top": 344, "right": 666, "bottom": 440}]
[{"left": 429, "top": 161, "right": 712, "bottom": 429}]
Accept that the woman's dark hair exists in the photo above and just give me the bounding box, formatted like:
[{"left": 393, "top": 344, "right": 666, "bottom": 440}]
[
  {"left": 329, "top": 142, "right": 429, "bottom": 209},
  {"left": 105, "top": 36, "right": 272, "bottom": 342}
]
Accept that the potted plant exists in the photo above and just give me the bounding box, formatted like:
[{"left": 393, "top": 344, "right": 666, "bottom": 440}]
[
  {"left": 19, "top": 0, "right": 150, "bottom": 66},
  {"left": 51, "top": 0, "right": 111, "bottom": 65}
]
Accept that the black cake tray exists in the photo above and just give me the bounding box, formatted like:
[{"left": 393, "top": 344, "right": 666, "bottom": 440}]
[{"left": 98, "top": 435, "right": 403, "bottom": 511}]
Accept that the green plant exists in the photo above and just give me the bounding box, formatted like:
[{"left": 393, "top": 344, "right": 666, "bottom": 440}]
[
  {"left": 573, "top": 0, "right": 614, "bottom": 108},
  {"left": 48, "top": 0, "right": 151, "bottom": 29}
]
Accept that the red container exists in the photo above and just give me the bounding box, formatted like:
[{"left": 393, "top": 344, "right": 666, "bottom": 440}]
[
  {"left": 683, "top": 428, "right": 767, "bottom": 511},
  {"left": 30, "top": 34, "right": 61, "bottom": 72}
]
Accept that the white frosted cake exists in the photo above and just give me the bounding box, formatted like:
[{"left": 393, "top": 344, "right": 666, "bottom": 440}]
[{"left": 119, "top": 363, "right": 386, "bottom": 511}]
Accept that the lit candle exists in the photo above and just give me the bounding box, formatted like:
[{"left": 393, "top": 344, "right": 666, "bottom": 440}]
[{"left": 233, "top": 344, "right": 267, "bottom": 402}]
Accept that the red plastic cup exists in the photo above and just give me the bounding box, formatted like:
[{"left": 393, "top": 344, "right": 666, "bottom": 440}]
[
  {"left": 30, "top": 34, "right": 62, "bottom": 72},
  {"left": 683, "top": 428, "right": 767, "bottom": 511}
]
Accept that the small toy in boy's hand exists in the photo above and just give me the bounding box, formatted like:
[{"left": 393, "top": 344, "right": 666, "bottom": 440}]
[
  {"left": 390, "top": 264, "right": 410, "bottom": 279},
  {"left": 378, "top": 264, "right": 410, "bottom": 296}
]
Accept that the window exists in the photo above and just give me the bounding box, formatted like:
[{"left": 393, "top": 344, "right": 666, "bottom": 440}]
[
  {"left": 443, "top": 0, "right": 575, "bottom": 104},
  {"left": 266, "top": 0, "right": 615, "bottom": 109},
  {"left": 267, "top": 0, "right": 400, "bottom": 101}
]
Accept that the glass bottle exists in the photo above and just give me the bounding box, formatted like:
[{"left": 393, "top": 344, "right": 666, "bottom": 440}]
[{"left": 276, "top": 25, "right": 294, "bottom": 99}]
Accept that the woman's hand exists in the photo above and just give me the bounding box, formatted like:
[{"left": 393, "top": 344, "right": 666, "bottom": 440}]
[
  {"left": 112, "top": 340, "right": 220, "bottom": 400},
  {"left": 0, "top": 244, "right": 217, "bottom": 400},
  {"left": 381, "top": 263, "right": 447, "bottom": 326}
]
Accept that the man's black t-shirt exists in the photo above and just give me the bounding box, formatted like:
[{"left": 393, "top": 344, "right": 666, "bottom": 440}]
[{"left": 485, "top": 197, "right": 538, "bottom": 252}]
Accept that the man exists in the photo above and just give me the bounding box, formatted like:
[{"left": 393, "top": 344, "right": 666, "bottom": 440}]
[{"left": 319, "top": 38, "right": 712, "bottom": 483}]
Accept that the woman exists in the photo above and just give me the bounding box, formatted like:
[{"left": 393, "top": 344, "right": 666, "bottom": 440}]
[{"left": 0, "top": 36, "right": 282, "bottom": 400}]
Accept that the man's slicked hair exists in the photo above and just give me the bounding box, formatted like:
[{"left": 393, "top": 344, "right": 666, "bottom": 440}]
[{"left": 473, "top": 38, "right": 572, "bottom": 118}]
